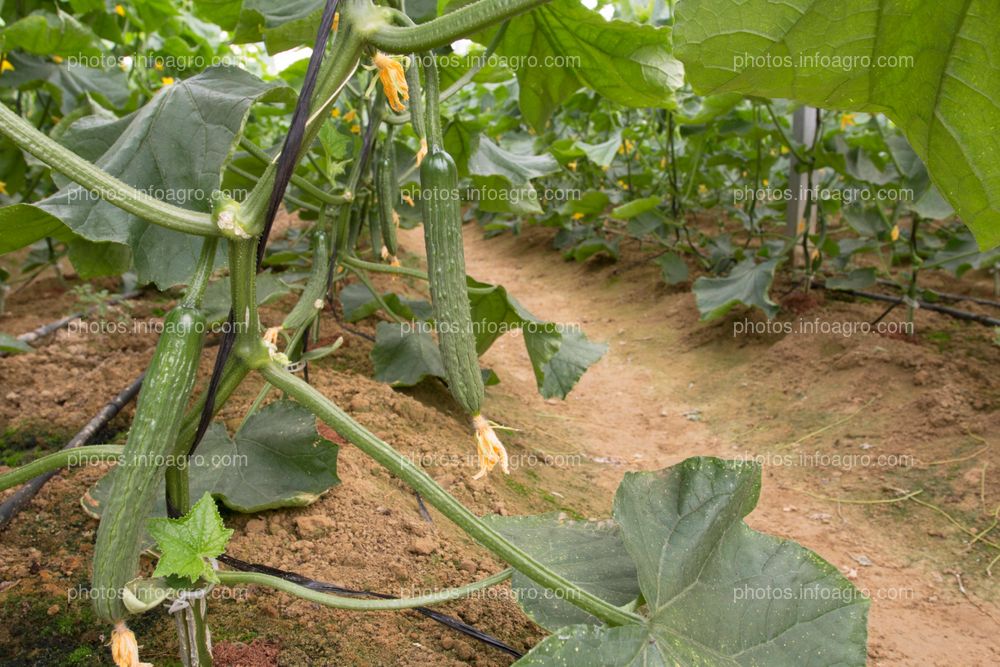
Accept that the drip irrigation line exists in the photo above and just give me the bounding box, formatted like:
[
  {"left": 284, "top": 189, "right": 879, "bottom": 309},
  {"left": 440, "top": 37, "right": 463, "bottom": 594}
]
[
  {"left": 0, "top": 371, "right": 145, "bottom": 531},
  {"left": 875, "top": 278, "right": 1000, "bottom": 310},
  {"left": 2, "top": 290, "right": 141, "bottom": 356},
  {"left": 184, "top": 0, "right": 341, "bottom": 510},
  {"left": 216, "top": 554, "right": 522, "bottom": 658},
  {"left": 815, "top": 282, "right": 1000, "bottom": 327}
]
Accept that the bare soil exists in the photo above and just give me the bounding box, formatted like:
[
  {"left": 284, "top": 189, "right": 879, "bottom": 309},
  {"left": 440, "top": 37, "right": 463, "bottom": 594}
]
[{"left": 1, "top": 222, "right": 999, "bottom": 666}]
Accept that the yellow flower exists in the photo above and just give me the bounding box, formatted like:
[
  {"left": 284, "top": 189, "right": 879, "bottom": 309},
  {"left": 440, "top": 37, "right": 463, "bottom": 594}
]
[
  {"left": 762, "top": 179, "right": 769, "bottom": 187},
  {"left": 373, "top": 51, "right": 409, "bottom": 113},
  {"left": 332, "top": 12, "right": 339, "bottom": 32},
  {"left": 571, "top": 212, "right": 584, "bottom": 220},
  {"left": 796, "top": 219, "right": 807, "bottom": 235},
  {"left": 780, "top": 146, "right": 790, "bottom": 155},
  {"left": 350, "top": 124, "right": 361, "bottom": 134},
  {"left": 617, "top": 179, "right": 628, "bottom": 191},
  {"left": 659, "top": 157, "right": 667, "bottom": 169},
  {"left": 331, "top": 107, "right": 341, "bottom": 118},
  {"left": 415, "top": 137, "right": 428, "bottom": 166},
  {"left": 52, "top": 55, "right": 63, "bottom": 64},
  {"left": 472, "top": 415, "right": 509, "bottom": 480},
  {"left": 389, "top": 255, "right": 401, "bottom": 268},
  {"left": 114, "top": 4, "right": 126, "bottom": 17},
  {"left": 697, "top": 184, "right": 708, "bottom": 195},
  {"left": 1, "top": 59, "right": 14, "bottom": 74},
  {"left": 111, "top": 622, "right": 152, "bottom": 667},
  {"left": 890, "top": 224, "right": 900, "bottom": 241},
  {"left": 0, "top": 181, "right": 7, "bottom": 195},
  {"left": 342, "top": 109, "right": 356, "bottom": 123},
  {"left": 401, "top": 193, "right": 415, "bottom": 207},
  {"left": 840, "top": 113, "right": 856, "bottom": 130},
  {"left": 567, "top": 161, "right": 577, "bottom": 172},
  {"left": 153, "top": 60, "right": 163, "bottom": 72},
  {"left": 160, "top": 76, "right": 175, "bottom": 86},
  {"left": 809, "top": 248, "right": 820, "bottom": 262}
]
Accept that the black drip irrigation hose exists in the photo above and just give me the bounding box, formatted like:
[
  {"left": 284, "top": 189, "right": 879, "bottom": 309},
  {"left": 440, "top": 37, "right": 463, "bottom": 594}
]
[
  {"left": 1, "top": 290, "right": 141, "bottom": 357},
  {"left": 815, "top": 281, "right": 1000, "bottom": 327},
  {"left": 0, "top": 371, "right": 146, "bottom": 531},
  {"left": 216, "top": 554, "right": 523, "bottom": 659}
]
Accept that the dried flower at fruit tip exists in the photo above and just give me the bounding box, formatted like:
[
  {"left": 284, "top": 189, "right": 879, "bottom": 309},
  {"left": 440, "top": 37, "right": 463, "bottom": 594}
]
[
  {"left": 373, "top": 52, "right": 410, "bottom": 112},
  {"left": 111, "top": 622, "right": 152, "bottom": 667},
  {"left": 416, "top": 137, "right": 428, "bottom": 166},
  {"left": 472, "top": 415, "right": 509, "bottom": 480}
]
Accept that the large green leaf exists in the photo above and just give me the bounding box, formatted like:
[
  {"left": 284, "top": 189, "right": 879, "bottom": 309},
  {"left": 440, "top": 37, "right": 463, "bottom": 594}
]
[
  {"left": 1, "top": 10, "right": 104, "bottom": 58},
  {"left": 34, "top": 67, "right": 289, "bottom": 288},
  {"left": 482, "top": 0, "right": 683, "bottom": 130},
  {"left": 371, "top": 321, "right": 448, "bottom": 387},
  {"left": 0, "top": 52, "right": 129, "bottom": 113},
  {"left": 468, "top": 138, "right": 560, "bottom": 215},
  {"left": 193, "top": 400, "right": 340, "bottom": 513},
  {"left": 674, "top": 0, "right": 1000, "bottom": 249},
  {"left": 483, "top": 514, "right": 639, "bottom": 631},
  {"left": 82, "top": 400, "right": 340, "bottom": 530},
  {"left": 692, "top": 258, "right": 782, "bottom": 320},
  {"left": 232, "top": 0, "right": 325, "bottom": 54},
  {"left": 0, "top": 203, "right": 68, "bottom": 253},
  {"left": 468, "top": 280, "right": 606, "bottom": 399},
  {"left": 514, "top": 458, "right": 869, "bottom": 666}
]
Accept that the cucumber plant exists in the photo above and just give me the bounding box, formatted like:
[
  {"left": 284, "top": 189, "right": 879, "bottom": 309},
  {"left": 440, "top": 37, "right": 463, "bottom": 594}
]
[{"left": 4, "top": 0, "right": 996, "bottom": 665}]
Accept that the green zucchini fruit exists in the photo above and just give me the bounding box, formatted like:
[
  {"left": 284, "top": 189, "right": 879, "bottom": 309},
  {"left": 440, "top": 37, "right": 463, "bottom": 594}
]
[
  {"left": 420, "top": 146, "right": 483, "bottom": 416},
  {"left": 283, "top": 230, "right": 329, "bottom": 331},
  {"left": 377, "top": 131, "right": 399, "bottom": 257},
  {"left": 91, "top": 305, "right": 205, "bottom": 622}
]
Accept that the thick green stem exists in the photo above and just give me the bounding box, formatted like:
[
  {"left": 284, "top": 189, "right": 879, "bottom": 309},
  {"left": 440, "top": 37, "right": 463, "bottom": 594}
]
[
  {"left": 259, "top": 363, "right": 642, "bottom": 627},
  {"left": 0, "top": 103, "right": 218, "bottom": 237},
  {"left": 228, "top": 238, "right": 269, "bottom": 367},
  {"left": 182, "top": 238, "right": 219, "bottom": 309},
  {"left": 217, "top": 568, "right": 512, "bottom": 610},
  {"left": 364, "top": 0, "right": 547, "bottom": 53},
  {"left": 340, "top": 255, "right": 494, "bottom": 294},
  {"left": 0, "top": 445, "right": 123, "bottom": 492}
]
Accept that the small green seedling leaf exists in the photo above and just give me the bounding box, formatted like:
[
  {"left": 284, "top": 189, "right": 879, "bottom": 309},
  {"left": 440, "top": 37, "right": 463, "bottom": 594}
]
[
  {"left": 147, "top": 493, "right": 233, "bottom": 584},
  {"left": 0, "top": 333, "right": 33, "bottom": 355}
]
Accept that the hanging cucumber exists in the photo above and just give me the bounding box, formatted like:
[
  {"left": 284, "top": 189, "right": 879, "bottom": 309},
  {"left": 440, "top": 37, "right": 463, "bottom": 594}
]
[
  {"left": 377, "top": 128, "right": 399, "bottom": 258},
  {"left": 420, "top": 145, "right": 508, "bottom": 479},
  {"left": 283, "top": 229, "right": 329, "bottom": 331},
  {"left": 91, "top": 305, "right": 205, "bottom": 623}
]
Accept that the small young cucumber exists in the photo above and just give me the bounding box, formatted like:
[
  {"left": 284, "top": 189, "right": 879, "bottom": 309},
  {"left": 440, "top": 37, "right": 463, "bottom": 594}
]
[
  {"left": 377, "top": 132, "right": 399, "bottom": 257},
  {"left": 282, "top": 230, "right": 329, "bottom": 331},
  {"left": 91, "top": 305, "right": 205, "bottom": 622},
  {"left": 420, "top": 146, "right": 484, "bottom": 416}
]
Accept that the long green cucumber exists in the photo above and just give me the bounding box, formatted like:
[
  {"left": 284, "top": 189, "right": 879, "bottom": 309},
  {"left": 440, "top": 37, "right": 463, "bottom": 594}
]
[
  {"left": 282, "top": 230, "right": 329, "bottom": 331},
  {"left": 421, "top": 146, "right": 483, "bottom": 416},
  {"left": 91, "top": 306, "right": 205, "bottom": 622},
  {"left": 377, "top": 130, "right": 399, "bottom": 257}
]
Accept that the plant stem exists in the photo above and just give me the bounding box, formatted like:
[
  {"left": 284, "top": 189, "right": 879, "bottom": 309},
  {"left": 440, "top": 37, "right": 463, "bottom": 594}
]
[
  {"left": 228, "top": 238, "right": 269, "bottom": 367},
  {"left": 0, "top": 102, "right": 218, "bottom": 237},
  {"left": 0, "top": 445, "right": 123, "bottom": 492},
  {"left": 182, "top": 238, "right": 219, "bottom": 309},
  {"left": 365, "top": 0, "right": 547, "bottom": 53},
  {"left": 340, "top": 255, "right": 494, "bottom": 293},
  {"left": 238, "top": 138, "right": 349, "bottom": 205},
  {"left": 218, "top": 568, "right": 512, "bottom": 610},
  {"left": 259, "top": 362, "right": 642, "bottom": 627}
]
